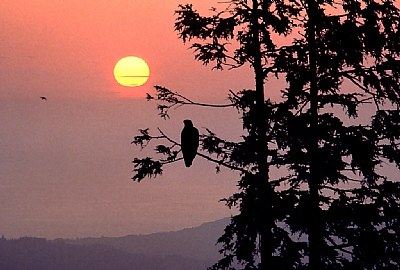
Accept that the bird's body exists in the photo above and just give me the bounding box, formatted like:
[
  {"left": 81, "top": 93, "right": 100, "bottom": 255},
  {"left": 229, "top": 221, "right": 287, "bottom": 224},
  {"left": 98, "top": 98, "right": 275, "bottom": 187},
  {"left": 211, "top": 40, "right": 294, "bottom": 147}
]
[
  {"left": 40, "top": 96, "right": 47, "bottom": 101},
  {"left": 181, "top": 120, "right": 199, "bottom": 167}
]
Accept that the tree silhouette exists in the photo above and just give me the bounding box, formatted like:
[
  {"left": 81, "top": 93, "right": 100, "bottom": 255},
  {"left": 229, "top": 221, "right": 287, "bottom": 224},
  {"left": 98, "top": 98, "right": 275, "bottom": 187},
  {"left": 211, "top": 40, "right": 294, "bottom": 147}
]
[
  {"left": 273, "top": 0, "right": 400, "bottom": 269},
  {"left": 132, "top": 0, "right": 400, "bottom": 269}
]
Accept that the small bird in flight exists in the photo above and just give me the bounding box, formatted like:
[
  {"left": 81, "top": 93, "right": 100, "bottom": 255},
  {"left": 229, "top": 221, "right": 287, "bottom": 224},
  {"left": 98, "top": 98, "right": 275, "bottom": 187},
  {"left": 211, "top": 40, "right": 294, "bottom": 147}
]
[
  {"left": 181, "top": 119, "right": 199, "bottom": 167},
  {"left": 40, "top": 96, "right": 47, "bottom": 101}
]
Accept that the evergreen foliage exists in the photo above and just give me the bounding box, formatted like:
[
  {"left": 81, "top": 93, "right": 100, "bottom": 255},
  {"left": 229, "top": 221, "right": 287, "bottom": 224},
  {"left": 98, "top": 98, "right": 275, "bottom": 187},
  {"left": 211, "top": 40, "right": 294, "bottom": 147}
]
[{"left": 132, "top": 0, "right": 400, "bottom": 269}]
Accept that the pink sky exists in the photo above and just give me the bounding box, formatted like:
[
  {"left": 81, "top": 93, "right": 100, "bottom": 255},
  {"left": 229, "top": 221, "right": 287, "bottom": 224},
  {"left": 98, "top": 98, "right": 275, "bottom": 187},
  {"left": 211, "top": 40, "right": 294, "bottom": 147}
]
[
  {"left": 0, "top": 0, "right": 266, "bottom": 238},
  {"left": 4, "top": 0, "right": 393, "bottom": 239}
]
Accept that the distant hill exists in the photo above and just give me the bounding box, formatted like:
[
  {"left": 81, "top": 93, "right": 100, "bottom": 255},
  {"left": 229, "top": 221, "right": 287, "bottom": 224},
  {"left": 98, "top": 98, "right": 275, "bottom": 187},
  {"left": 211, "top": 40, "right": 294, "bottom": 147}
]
[
  {"left": 0, "top": 218, "right": 230, "bottom": 270},
  {"left": 67, "top": 217, "right": 229, "bottom": 262}
]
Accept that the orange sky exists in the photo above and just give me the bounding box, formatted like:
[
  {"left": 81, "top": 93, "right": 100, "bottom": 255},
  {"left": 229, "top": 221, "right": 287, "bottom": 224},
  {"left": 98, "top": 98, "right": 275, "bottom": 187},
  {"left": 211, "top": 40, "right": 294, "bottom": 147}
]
[
  {"left": 1, "top": 0, "right": 257, "bottom": 101},
  {"left": 0, "top": 0, "right": 255, "bottom": 238}
]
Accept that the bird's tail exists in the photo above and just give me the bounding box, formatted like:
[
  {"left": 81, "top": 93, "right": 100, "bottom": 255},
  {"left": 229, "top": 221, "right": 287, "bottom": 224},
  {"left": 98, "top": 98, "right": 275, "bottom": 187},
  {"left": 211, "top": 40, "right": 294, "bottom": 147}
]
[{"left": 184, "top": 160, "right": 192, "bottom": 167}]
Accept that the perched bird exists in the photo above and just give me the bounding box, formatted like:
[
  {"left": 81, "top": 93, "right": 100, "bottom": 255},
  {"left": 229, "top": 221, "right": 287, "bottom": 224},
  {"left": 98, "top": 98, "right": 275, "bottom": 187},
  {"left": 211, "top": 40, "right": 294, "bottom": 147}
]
[
  {"left": 181, "top": 119, "right": 199, "bottom": 167},
  {"left": 40, "top": 96, "right": 47, "bottom": 101}
]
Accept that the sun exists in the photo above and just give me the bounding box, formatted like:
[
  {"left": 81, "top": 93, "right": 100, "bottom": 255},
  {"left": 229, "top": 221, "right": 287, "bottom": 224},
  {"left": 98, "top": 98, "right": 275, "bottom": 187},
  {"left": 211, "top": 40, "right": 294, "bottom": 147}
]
[{"left": 113, "top": 56, "right": 150, "bottom": 87}]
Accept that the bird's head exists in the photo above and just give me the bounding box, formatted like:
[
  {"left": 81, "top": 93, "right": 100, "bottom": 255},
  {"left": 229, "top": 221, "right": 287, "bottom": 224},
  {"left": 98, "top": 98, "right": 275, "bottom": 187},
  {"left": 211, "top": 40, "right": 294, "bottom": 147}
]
[{"left": 183, "top": 119, "right": 193, "bottom": 127}]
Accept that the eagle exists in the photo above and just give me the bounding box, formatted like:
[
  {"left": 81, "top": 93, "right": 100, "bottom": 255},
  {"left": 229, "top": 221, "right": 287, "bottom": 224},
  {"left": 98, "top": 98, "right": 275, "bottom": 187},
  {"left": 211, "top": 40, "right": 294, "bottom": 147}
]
[{"left": 181, "top": 119, "right": 199, "bottom": 167}]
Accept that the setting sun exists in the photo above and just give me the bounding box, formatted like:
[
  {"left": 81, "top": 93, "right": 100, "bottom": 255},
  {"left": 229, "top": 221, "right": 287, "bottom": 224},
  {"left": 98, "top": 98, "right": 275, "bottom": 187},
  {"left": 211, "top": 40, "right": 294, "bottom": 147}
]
[{"left": 113, "top": 56, "right": 150, "bottom": 87}]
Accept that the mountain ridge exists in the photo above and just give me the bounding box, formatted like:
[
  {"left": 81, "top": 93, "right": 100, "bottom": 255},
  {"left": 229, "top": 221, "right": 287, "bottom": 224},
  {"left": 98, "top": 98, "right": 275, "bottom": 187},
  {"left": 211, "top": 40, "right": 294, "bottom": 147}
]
[
  {"left": 65, "top": 217, "right": 230, "bottom": 261},
  {"left": 0, "top": 217, "right": 230, "bottom": 270}
]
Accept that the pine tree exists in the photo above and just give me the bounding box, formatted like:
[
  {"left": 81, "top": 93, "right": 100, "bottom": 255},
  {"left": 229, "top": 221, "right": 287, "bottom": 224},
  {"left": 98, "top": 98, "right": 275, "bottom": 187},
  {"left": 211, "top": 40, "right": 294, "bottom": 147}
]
[
  {"left": 272, "top": 0, "right": 400, "bottom": 268},
  {"left": 132, "top": 0, "right": 400, "bottom": 269}
]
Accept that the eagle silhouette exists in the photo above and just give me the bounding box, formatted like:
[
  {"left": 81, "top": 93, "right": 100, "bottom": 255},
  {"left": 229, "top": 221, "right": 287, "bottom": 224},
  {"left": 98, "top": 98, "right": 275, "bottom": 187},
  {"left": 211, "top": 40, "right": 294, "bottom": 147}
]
[
  {"left": 181, "top": 119, "right": 199, "bottom": 167},
  {"left": 40, "top": 96, "right": 47, "bottom": 101}
]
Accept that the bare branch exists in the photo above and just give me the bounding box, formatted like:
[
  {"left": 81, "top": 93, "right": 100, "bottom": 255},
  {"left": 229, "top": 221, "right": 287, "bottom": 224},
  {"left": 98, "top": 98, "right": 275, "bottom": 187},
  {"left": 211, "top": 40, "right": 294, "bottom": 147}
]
[
  {"left": 157, "top": 86, "right": 234, "bottom": 108},
  {"left": 321, "top": 185, "right": 355, "bottom": 193},
  {"left": 149, "top": 86, "right": 236, "bottom": 118},
  {"left": 161, "top": 156, "right": 184, "bottom": 165}
]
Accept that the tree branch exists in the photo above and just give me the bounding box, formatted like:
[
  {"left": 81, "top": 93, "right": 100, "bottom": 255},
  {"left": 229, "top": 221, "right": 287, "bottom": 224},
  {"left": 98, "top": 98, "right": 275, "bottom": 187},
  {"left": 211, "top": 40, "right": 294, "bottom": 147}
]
[
  {"left": 157, "top": 128, "right": 251, "bottom": 174},
  {"left": 149, "top": 86, "right": 236, "bottom": 118},
  {"left": 160, "top": 87, "right": 234, "bottom": 108},
  {"left": 325, "top": 236, "right": 354, "bottom": 255},
  {"left": 321, "top": 185, "right": 355, "bottom": 193}
]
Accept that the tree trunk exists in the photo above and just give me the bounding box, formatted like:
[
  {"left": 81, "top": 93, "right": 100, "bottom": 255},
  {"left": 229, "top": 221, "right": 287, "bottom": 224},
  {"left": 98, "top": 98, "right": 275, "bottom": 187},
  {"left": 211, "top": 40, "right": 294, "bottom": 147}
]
[
  {"left": 306, "top": 0, "right": 323, "bottom": 269},
  {"left": 251, "top": 1, "right": 274, "bottom": 269}
]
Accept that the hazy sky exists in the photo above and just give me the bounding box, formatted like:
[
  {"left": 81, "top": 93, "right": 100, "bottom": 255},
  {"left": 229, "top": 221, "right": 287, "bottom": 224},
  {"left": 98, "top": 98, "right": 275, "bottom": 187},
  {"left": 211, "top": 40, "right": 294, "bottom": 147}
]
[{"left": 0, "top": 0, "right": 273, "bottom": 239}]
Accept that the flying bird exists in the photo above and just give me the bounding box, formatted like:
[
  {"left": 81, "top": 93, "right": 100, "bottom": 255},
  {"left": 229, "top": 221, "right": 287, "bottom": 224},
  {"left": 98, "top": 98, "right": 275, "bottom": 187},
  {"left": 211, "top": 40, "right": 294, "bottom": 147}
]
[
  {"left": 40, "top": 96, "right": 47, "bottom": 101},
  {"left": 181, "top": 119, "right": 199, "bottom": 167}
]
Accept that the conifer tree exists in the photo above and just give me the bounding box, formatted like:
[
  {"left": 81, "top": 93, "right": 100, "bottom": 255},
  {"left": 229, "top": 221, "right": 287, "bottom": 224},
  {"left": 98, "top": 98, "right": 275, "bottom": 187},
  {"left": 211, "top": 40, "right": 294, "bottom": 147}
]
[{"left": 132, "top": 0, "right": 400, "bottom": 269}]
